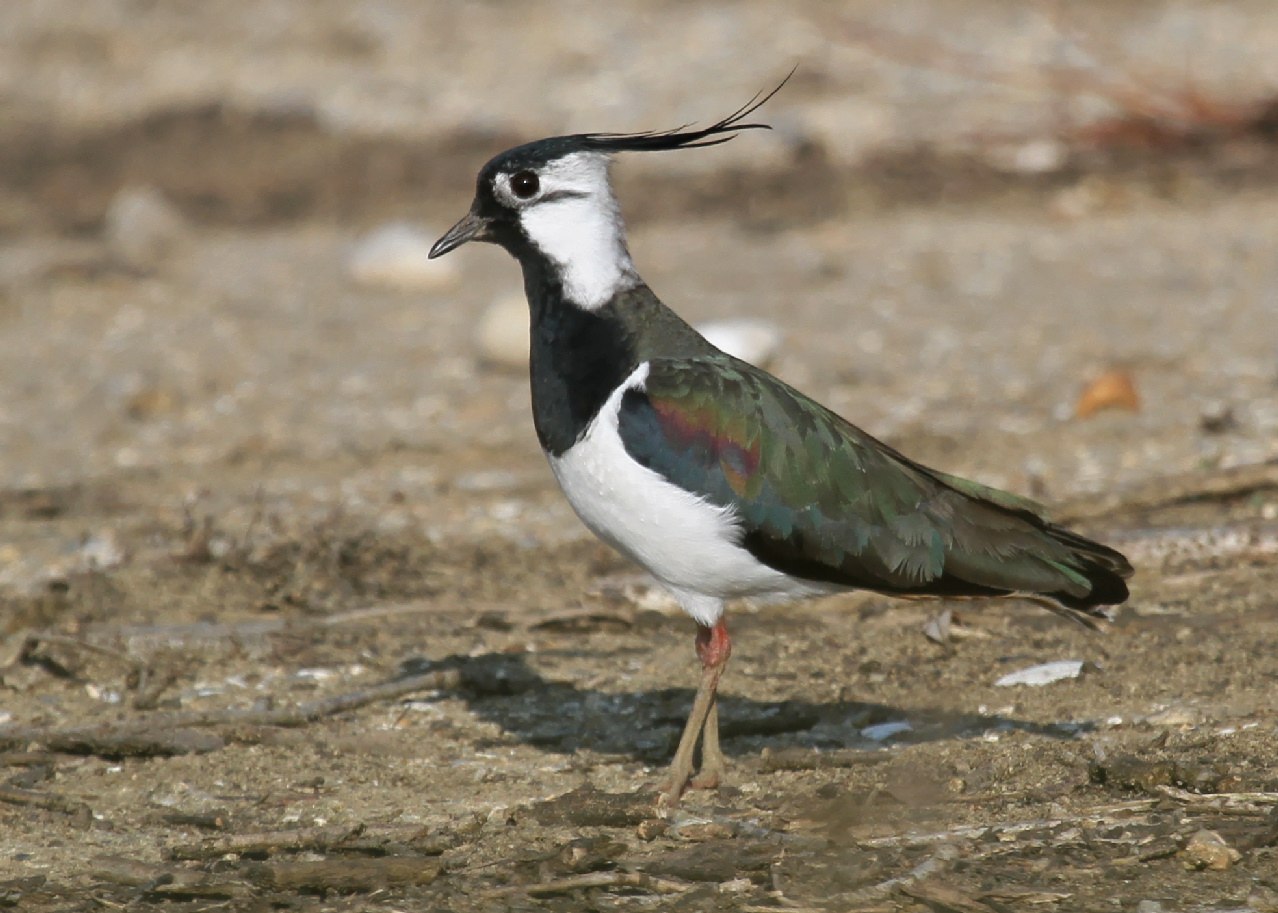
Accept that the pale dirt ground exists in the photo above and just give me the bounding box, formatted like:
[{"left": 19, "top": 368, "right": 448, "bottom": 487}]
[{"left": 2, "top": 2, "right": 1278, "bottom": 912}]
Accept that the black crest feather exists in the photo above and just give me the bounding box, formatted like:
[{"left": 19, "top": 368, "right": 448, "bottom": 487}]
[{"left": 577, "top": 67, "right": 795, "bottom": 154}]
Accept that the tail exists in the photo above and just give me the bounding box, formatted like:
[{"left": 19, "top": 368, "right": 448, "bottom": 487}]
[
  {"left": 931, "top": 481, "right": 1134, "bottom": 624},
  {"left": 910, "top": 467, "right": 1134, "bottom": 623},
  {"left": 1037, "top": 524, "right": 1132, "bottom": 610},
  {"left": 1024, "top": 522, "right": 1133, "bottom": 628}
]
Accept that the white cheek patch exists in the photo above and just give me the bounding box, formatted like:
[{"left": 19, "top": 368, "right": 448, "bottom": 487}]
[
  {"left": 521, "top": 198, "right": 635, "bottom": 309},
  {"left": 515, "top": 152, "right": 637, "bottom": 310}
]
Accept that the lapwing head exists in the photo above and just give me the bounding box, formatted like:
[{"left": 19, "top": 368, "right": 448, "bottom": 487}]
[{"left": 429, "top": 72, "right": 790, "bottom": 308}]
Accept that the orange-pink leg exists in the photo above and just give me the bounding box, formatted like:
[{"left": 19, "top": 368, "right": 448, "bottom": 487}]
[{"left": 659, "top": 619, "right": 732, "bottom": 809}]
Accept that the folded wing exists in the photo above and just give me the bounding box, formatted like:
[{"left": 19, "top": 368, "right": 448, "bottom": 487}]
[{"left": 617, "top": 356, "right": 1132, "bottom": 616}]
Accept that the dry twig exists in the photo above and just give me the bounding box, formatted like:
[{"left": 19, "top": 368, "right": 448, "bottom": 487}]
[
  {"left": 0, "top": 784, "right": 92, "bottom": 827},
  {"left": 523, "top": 871, "right": 689, "bottom": 896},
  {"left": 245, "top": 856, "right": 442, "bottom": 891},
  {"left": 167, "top": 823, "right": 453, "bottom": 861},
  {"left": 1153, "top": 785, "right": 1278, "bottom": 812},
  {"left": 91, "top": 856, "right": 251, "bottom": 899},
  {"left": 847, "top": 844, "right": 961, "bottom": 903},
  {"left": 0, "top": 669, "right": 468, "bottom": 759},
  {"left": 1055, "top": 461, "right": 1278, "bottom": 523},
  {"left": 758, "top": 746, "right": 890, "bottom": 773},
  {"left": 830, "top": 12, "right": 1278, "bottom": 153},
  {"left": 854, "top": 800, "right": 1160, "bottom": 850}
]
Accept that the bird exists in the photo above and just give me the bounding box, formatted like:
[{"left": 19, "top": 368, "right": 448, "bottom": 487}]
[{"left": 428, "top": 76, "right": 1133, "bottom": 809}]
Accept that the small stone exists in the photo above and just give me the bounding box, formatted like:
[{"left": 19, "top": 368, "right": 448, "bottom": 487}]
[
  {"left": 987, "top": 138, "right": 1068, "bottom": 175},
  {"left": 77, "top": 530, "right": 126, "bottom": 572},
  {"left": 474, "top": 294, "right": 528, "bottom": 369},
  {"left": 669, "top": 818, "right": 735, "bottom": 841},
  {"left": 1181, "top": 829, "right": 1240, "bottom": 870},
  {"left": 104, "top": 185, "right": 186, "bottom": 270},
  {"left": 697, "top": 318, "right": 781, "bottom": 366},
  {"left": 483, "top": 805, "right": 513, "bottom": 828},
  {"left": 348, "top": 223, "right": 459, "bottom": 291},
  {"left": 861, "top": 720, "right": 912, "bottom": 741},
  {"left": 1199, "top": 400, "right": 1237, "bottom": 434},
  {"left": 922, "top": 607, "right": 952, "bottom": 644},
  {"left": 636, "top": 818, "right": 668, "bottom": 841},
  {"left": 995, "top": 660, "right": 1085, "bottom": 687}
]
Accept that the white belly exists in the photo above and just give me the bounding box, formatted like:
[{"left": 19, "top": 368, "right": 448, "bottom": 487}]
[{"left": 547, "top": 364, "right": 819, "bottom": 625}]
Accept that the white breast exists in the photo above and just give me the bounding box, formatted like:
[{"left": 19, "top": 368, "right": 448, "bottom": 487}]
[{"left": 547, "top": 363, "right": 825, "bottom": 625}]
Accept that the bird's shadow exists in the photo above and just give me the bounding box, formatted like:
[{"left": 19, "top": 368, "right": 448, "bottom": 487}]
[{"left": 405, "top": 652, "right": 1089, "bottom": 763}]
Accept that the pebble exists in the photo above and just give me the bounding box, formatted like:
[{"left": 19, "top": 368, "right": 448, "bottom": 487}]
[
  {"left": 474, "top": 297, "right": 782, "bottom": 372},
  {"left": 474, "top": 294, "right": 528, "bottom": 369},
  {"left": 994, "top": 659, "right": 1085, "bottom": 687},
  {"left": 1181, "top": 829, "right": 1241, "bottom": 871},
  {"left": 922, "top": 607, "right": 952, "bottom": 644},
  {"left": 348, "top": 222, "right": 459, "bottom": 291},
  {"left": 103, "top": 185, "right": 187, "bottom": 270},
  {"left": 985, "top": 138, "right": 1068, "bottom": 175},
  {"left": 861, "top": 720, "right": 912, "bottom": 741},
  {"left": 697, "top": 318, "right": 781, "bottom": 366},
  {"left": 1199, "top": 400, "right": 1237, "bottom": 434},
  {"left": 77, "top": 530, "right": 126, "bottom": 572},
  {"left": 668, "top": 817, "right": 735, "bottom": 841},
  {"left": 635, "top": 818, "right": 668, "bottom": 841}
]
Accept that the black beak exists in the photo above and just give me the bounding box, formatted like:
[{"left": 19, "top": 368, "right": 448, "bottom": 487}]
[{"left": 429, "top": 207, "right": 490, "bottom": 258}]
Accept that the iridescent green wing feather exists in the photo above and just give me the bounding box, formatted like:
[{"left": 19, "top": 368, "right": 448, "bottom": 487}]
[{"left": 617, "top": 356, "right": 1130, "bottom": 611}]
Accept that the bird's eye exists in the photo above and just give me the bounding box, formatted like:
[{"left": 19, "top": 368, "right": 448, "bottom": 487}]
[{"left": 510, "top": 171, "right": 540, "bottom": 199}]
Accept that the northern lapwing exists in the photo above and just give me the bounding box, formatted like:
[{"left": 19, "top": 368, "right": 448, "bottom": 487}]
[{"left": 429, "top": 77, "right": 1133, "bottom": 809}]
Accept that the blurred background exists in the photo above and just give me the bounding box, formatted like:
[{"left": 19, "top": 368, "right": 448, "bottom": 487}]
[{"left": 3, "top": 0, "right": 1277, "bottom": 505}]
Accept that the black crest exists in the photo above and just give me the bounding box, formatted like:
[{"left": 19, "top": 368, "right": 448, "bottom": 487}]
[
  {"left": 576, "top": 67, "right": 795, "bottom": 154},
  {"left": 479, "top": 69, "right": 796, "bottom": 177}
]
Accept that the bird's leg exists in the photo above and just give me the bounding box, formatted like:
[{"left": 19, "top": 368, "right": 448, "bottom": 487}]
[
  {"left": 689, "top": 620, "right": 731, "bottom": 789},
  {"left": 659, "top": 619, "right": 732, "bottom": 809},
  {"left": 689, "top": 697, "right": 724, "bottom": 790}
]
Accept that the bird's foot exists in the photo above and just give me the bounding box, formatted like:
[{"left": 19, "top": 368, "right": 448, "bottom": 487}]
[
  {"left": 655, "top": 783, "right": 684, "bottom": 815},
  {"left": 688, "top": 766, "right": 723, "bottom": 791},
  {"left": 658, "top": 759, "right": 723, "bottom": 808},
  {"left": 656, "top": 760, "right": 695, "bottom": 813}
]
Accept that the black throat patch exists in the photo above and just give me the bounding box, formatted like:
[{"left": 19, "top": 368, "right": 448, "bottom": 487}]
[
  {"left": 522, "top": 255, "right": 638, "bottom": 456},
  {"left": 488, "top": 216, "right": 717, "bottom": 457}
]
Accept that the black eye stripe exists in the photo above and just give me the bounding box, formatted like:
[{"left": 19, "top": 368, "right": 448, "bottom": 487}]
[{"left": 538, "top": 189, "right": 586, "bottom": 203}]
